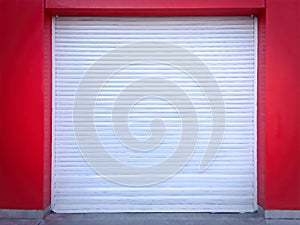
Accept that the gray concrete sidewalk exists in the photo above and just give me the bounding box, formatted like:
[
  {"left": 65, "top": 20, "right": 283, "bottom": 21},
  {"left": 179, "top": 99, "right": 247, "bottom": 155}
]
[{"left": 0, "top": 213, "right": 300, "bottom": 225}]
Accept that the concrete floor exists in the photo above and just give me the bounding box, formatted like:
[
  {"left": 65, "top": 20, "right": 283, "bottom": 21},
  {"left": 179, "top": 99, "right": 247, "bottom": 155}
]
[{"left": 0, "top": 213, "right": 300, "bottom": 225}]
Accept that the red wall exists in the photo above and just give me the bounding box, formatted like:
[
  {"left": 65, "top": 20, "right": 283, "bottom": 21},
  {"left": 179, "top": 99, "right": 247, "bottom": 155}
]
[
  {"left": 0, "top": 0, "right": 48, "bottom": 209},
  {"left": 257, "top": 11, "right": 266, "bottom": 208},
  {"left": 264, "top": 0, "right": 300, "bottom": 209},
  {"left": 0, "top": 0, "right": 299, "bottom": 211}
]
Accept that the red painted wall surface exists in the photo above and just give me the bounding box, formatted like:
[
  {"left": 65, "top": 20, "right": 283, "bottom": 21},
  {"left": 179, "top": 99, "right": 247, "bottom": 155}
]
[
  {"left": 45, "top": 0, "right": 264, "bottom": 9},
  {"left": 0, "top": 0, "right": 47, "bottom": 209},
  {"left": 43, "top": 11, "right": 53, "bottom": 210},
  {"left": 264, "top": 0, "right": 300, "bottom": 209},
  {"left": 0, "top": 0, "right": 299, "bottom": 211},
  {"left": 257, "top": 11, "right": 266, "bottom": 208}
]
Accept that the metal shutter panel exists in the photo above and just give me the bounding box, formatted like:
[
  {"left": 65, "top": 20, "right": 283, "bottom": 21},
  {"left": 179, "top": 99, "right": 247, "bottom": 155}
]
[{"left": 52, "top": 17, "right": 257, "bottom": 213}]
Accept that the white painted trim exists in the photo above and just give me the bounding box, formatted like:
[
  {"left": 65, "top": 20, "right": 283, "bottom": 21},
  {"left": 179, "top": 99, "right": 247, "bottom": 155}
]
[
  {"left": 265, "top": 210, "right": 300, "bottom": 219},
  {"left": 253, "top": 16, "right": 258, "bottom": 212},
  {"left": 0, "top": 206, "right": 50, "bottom": 219},
  {"left": 51, "top": 16, "right": 56, "bottom": 213}
]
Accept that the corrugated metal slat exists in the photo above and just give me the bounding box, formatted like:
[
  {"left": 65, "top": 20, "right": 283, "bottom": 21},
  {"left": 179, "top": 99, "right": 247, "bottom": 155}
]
[{"left": 52, "top": 16, "right": 257, "bottom": 213}]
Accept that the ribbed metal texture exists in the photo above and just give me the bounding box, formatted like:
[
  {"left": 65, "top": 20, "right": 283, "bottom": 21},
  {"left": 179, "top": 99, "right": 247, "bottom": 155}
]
[{"left": 52, "top": 17, "right": 257, "bottom": 213}]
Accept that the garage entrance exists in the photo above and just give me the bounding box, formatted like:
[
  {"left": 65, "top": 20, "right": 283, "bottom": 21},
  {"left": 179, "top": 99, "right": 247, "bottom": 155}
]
[{"left": 52, "top": 17, "right": 257, "bottom": 213}]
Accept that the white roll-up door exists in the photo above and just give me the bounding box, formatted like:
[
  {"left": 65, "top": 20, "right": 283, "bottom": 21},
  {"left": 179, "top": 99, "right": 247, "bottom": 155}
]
[{"left": 52, "top": 17, "right": 257, "bottom": 213}]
